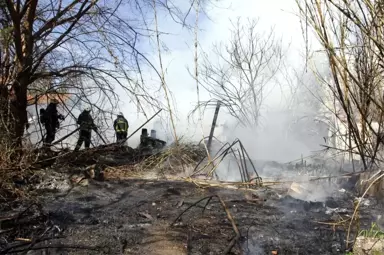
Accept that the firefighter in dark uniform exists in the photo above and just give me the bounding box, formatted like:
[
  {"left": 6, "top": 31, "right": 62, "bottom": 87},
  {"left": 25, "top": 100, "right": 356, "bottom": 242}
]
[
  {"left": 41, "top": 98, "right": 64, "bottom": 146},
  {"left": 74, "top": 106, "right": 96, "bottom": 151},
  {"left": 114, "top": 112, "right": 129, "bottom": 143}
]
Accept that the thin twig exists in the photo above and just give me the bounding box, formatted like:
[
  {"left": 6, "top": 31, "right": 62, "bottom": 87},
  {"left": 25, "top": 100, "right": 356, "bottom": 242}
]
[
  {"left": 171, "top": 195, "right": 241, "bottom": 254},
  {"left": 346, "top": 171, "right": 384, "bottom": 247}
]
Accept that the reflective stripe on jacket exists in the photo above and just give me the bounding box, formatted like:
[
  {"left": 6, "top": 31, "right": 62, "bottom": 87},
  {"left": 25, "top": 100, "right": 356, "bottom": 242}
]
[{"left": 115, "top": 118, "right": 128, "bottom": 132}]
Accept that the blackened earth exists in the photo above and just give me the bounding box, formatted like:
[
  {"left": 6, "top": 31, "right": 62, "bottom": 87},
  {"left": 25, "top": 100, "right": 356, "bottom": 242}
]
[{"left": 1, "top": 175, "right": 380, "bottom": 255}]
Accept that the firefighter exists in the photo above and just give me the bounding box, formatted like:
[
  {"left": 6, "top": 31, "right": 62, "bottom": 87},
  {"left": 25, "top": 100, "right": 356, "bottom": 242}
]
[
  {"left": 41, "top": 98, "right": 64, "bottom": 145},
  {"left": 74, "top": 106, "right": 96, "bottom": 151},
  {"left": 114, "top": 112, "right": 129, "bottom": 143}
]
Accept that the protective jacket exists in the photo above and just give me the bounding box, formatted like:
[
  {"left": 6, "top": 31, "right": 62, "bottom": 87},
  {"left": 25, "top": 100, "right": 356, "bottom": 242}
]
[
  {"left": 114, "top": 116, "right": 129, "bottom": 133},
  {"left": 77, "top": 111, "right": 95, "bottom": 131},
  {"left": 44, "top": 103, "right": 60, "bottom": 128}
]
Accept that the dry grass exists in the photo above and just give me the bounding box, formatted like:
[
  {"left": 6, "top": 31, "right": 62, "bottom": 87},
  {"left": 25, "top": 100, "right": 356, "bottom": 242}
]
[
  {"left": 97, "top": 142, "right": 207, "bottom": 181},
  {"left": 0, "top": 139, "right": 37, "bottom": 202},
  {"left": 134, "top": 143, "right": 206, "bottom": 176}
]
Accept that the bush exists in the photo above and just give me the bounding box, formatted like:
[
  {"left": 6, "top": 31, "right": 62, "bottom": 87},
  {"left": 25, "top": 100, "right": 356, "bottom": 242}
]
[{"left": 0, "top": 132, "right": 36, "bottom": 202}]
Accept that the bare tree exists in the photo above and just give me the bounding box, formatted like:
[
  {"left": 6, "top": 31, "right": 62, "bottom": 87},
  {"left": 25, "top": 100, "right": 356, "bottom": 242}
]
[
  {"left": 194, "top": 18, "right": 284, "bottom": 128},
  {"left": 296, "top": 0, "right": 384, "bottom": 169},
  {"left": 0, "top": 0, "right": 215, "bottom": 152},
  {"left": 0, "top": 1, "right": 141, "bottom": 147}
]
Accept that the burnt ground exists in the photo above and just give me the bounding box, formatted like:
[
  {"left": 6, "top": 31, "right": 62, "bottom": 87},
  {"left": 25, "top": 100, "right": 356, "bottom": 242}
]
[{"left": 1, "top": 173, "right": 379, "bottom": 255}]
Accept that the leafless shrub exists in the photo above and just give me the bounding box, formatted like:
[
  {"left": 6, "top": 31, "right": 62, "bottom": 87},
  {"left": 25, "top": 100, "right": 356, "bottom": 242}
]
[
  {"left": 296, "top": 0, "right": 384, "bottom": 169},
  {"left": 191, "top": 18, "right": 285, "bottom": 128}
]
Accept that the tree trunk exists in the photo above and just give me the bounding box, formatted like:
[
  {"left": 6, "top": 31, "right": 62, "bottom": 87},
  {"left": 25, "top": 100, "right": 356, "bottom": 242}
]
[{"left": 9, "top": 74, "right": 28, "bottom": 147}]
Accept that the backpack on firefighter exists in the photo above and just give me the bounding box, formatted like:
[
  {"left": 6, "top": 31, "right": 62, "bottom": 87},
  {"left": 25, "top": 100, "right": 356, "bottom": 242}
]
[{"left": 39, "top": 108, "right": 47, "bottom": 124}]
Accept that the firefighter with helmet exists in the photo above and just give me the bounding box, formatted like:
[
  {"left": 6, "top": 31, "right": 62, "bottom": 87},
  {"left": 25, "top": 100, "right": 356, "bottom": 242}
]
[
  {"left": 114, "top": 112, "right": 129, "bottom": 143},
  {"left": 40, "top": 98, "right": 64, "bottom": 146},
  {"left": 74, "top": 106, "right": 96, "bottom": 151}
]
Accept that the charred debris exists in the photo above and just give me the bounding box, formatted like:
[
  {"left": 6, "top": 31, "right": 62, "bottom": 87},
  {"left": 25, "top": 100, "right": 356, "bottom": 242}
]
[
  {"left": 0, "top": 106, "right": 373, "bottom": 255},
  {"left": 0, "top": 113, "right": 273, "bottom": 255}
]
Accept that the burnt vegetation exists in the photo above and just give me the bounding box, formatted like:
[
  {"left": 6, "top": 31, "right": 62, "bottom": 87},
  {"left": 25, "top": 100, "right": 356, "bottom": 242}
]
[{"left": 1, "top": 0, "right": 384, "bottom": 254}]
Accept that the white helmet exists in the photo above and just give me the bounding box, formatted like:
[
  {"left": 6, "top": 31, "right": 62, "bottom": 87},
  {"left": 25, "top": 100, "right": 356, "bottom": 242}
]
[
  {"left": 50, "top": 98, "right": 59, "bottom": 104},
  {"left": 118, "top": 112, "right": 124, "bottom": 116},
  {"left": 84, "top": 106, "right": 91, "bottom": 112}
]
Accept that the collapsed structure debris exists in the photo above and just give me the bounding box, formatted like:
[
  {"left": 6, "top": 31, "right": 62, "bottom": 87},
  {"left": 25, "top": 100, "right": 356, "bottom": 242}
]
[{"left": 192, "top": 138, "right": 263, "bottom": 187}]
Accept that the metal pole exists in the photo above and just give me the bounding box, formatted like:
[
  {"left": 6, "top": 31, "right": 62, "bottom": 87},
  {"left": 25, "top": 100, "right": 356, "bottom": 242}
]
[
  {"left": 119, "top": 109, "right": 163, "bottom": 144},
  {"left": 207, "top": 101, "right": 221, "bottom": 151}
]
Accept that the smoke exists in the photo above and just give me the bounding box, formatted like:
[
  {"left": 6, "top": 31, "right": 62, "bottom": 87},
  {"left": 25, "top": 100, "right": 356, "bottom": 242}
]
[
  {"left": 192, "top": 59, "right": 348, "bottom": 204},
  {"left": 24, "top": 1, "right": 349, "bottom": 201}
]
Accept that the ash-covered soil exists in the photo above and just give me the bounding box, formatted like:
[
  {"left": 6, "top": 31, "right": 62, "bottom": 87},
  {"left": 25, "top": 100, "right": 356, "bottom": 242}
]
[{"left": 1, "top": 172, "right": 379, "bottom": 255}]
